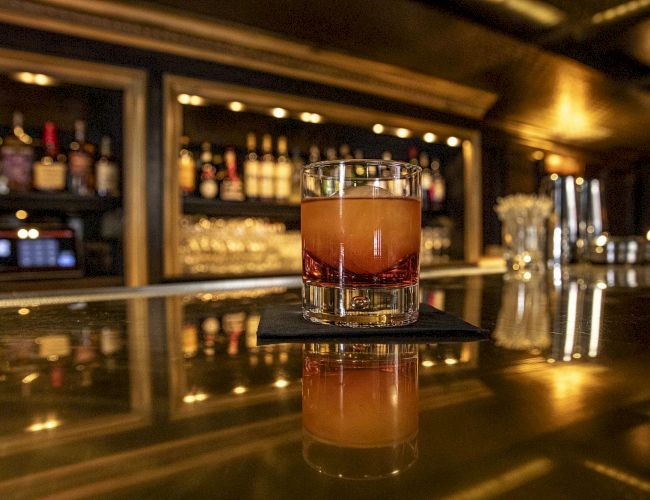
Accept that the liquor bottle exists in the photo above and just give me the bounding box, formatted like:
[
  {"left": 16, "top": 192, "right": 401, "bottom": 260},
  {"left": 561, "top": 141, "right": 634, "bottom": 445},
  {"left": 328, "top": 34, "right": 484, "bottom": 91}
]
[
  {"left": 95, "top": 136, "right": 120, "bottom": 197},
  {"left": 339, "top": 143, "right": 353, "bottom": 160},
  {"left": 353, "top": 148, "right": 364, "bottom": 160},
  {"left": 178, "top": 135, "right": 196, "bottom": 196},
  {"left": 243, "top": 132, "right": 259, "bottom": 201},
  {"left": 223, "top": 311, "right": 246, "bottom": 357},
  {"left": 213, "top": 151, "right": 227, "bottom": 188},
  {"left": 68, "top": 119, "right": 95, "bottom": 195},
  {"left": 1, "top": 111, "right": 33, "bottom": 191},
  {"left": 430, "top": 158, "right": 446, "bottom": 211},
  {"left": 408, "top": 145, "right": 419, "bottom": 165},
  {"left": 275, "top": 136, "right": 292, "bottom": 203},
  {"left": 419, "top": 151, "right": 432, "bottom": 211},
  {"left": 198, "top": 141, "right": 218, "bottom": 199},
  {"left": 308, "top": 144, "right": 320, "bottom": 164},
  {"left": 220, "top": 147, "right": 245, "bottom": 201},
  {"left": 289, "top": 147, "right": 304, "bottom": 205},
  {"left": 382, "top": 151, "right": 392, "bottom": 160},
  {"left": 33, "top": 121, "right": 67, "bottom": 192},
  {"left": 325, "top": 147, "right": 337, "bottom": 161},
  {"left": 352, "top": 147, "right": 368, "bottom": 177},
  {"left": 259, "top": 134, "right": 275, "bottom": 201}
]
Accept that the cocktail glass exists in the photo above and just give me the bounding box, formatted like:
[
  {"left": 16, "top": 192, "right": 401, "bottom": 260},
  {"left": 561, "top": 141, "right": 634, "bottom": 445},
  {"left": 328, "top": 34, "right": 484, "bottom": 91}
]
[
  {"left": 302, "top": 343, "right": 419, "bottom": 479},
  {"left": 301, "top": 160, "right": 421, "bottom": 327}
]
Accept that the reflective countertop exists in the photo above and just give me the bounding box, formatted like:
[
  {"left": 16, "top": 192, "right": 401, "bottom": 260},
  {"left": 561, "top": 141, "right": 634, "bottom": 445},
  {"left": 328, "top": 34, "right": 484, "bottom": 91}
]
[{"left": 0, "top": 266, "right": 649, "bottom": 499}]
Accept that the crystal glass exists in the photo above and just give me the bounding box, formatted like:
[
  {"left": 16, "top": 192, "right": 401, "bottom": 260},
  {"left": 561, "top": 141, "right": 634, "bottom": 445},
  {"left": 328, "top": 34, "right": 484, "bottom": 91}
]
[
  {"left": 301, "top": 160, "right": 421, "bottom": 327},
  {"left": 302, "top": 343, "right": 419, "bottom": 479}
]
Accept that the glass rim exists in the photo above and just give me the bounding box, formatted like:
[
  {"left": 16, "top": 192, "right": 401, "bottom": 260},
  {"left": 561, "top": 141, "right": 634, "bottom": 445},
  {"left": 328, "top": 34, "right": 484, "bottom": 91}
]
[{"left": 302, "top": 159, "right": 421, "bottom": 180}]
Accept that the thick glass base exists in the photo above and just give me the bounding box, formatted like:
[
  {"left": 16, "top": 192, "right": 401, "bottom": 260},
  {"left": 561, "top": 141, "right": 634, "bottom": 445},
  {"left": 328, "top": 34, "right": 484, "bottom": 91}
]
[
  {"left": 302, "top": 282, "right": 419, "bottom": 327},
  {"left": 302, "top": 430, "right": 418, "bottom": 480}
]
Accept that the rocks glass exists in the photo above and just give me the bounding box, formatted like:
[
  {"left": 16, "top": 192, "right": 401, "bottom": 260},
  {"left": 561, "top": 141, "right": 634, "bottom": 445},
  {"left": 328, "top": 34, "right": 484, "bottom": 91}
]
[{"left": 301, "top": 160, "right": 422, "bottom": 327}]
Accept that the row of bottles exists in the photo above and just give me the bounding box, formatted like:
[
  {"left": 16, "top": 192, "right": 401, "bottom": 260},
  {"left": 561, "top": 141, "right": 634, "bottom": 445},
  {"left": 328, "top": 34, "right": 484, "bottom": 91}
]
[
  {"left": 0, "top": 111, "right": 120, "bottom": 196},
  {"left": 182, "top": 309, "right": 261, "bottom": 359},
  {"left": 0, "top": 326, "right": 125, "bottom": 391},
  {"left": 178, "top": 133, "right": 447, "bottom": 211}
]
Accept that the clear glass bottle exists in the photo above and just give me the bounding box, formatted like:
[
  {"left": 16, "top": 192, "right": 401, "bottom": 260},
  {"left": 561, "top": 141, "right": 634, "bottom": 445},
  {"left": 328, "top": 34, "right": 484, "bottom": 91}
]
[
  {"left": 430, "top": 158, "right": 446, "bottom": 211},
  {"left": 243, "top": 132, "right": 259, "bottom": 201},
  {"left": 198, "top": 141, "right": 218, "bottom": 199},
  {"left": 1, "top": 111, "right": 33, "bottom": 191},
  {"left": 95, "top": 136, "right": 120, "bottom": 197},
  {"left": 68, "top": 119, "right": 95, "bottom": 195},
  {"left": 275, "top": 136, "right": 292, "bottom": 203},
  {"left": 259, "top": 134, "right": 275, "bottom": 201},
  {"left": 178, "top": 135, "right": 196, "bottom": 196},
  {"left": 220, "top": 147, "right": 245, "bottom": 201}
]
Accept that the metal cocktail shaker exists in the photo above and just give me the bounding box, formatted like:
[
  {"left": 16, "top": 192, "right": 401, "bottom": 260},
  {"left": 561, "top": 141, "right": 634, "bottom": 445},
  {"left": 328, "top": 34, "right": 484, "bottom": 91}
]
[
  {"left": 577, "top": 178, "right": 606, "bottom": 260},
  {"left": 540, "top": 175, "right": 578, "bottom": 265}
]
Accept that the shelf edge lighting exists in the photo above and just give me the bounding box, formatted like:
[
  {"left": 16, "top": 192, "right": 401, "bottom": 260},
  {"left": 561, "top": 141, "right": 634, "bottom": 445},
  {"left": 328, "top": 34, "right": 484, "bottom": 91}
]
[
  {"left": 396, "top": 128, "right": 410, "bottom": 138},
  {"left": 446, "top": 136, "right": 460, "bottom": 147},
  {"left": 14, "top": 72, "right": 56, "bottom": 86},
  {"left": 271, "top": 107, "right": 288, "bottom": 118},
  {"left": 228, "top": 101, "right": 245, "bottom": 112},
  {"left": 423, "top": 132, "right": 437, "bottom": 143},
  {"left": 372, "top": 123, "right": 384, "bottom": 134}
]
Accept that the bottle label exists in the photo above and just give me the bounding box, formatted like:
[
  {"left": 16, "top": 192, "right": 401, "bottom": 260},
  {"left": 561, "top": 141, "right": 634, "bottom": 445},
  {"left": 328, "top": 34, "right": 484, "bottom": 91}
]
[
  {"left": 33, "top": 162, "right": 67, "bottom": 191},
  {"left": 199, "top": 179, "right": 218, "bottom": 199},
  {"left": 1, "top": 148, "right": 33, "bottom": 190},
  {"left": 69, "top": 151, "right": 92, "bottom": 175},
  {"left": 178, "top": 158, "right": 196, "bottom": 193},
  {"left": 220, "top": 179, "right": 245, "bottom": 201},
  {"left": 259, "top": 160, "right": 275, "bottom": 199},
  {"left": 244, "top": 159, "right": 259, "bottom": 198},
  {"left": 96, "top": 161, "right": 120, "bottom": 196},
  {"left": 275, "top": 161, "right": 292, "bottom": 200}
]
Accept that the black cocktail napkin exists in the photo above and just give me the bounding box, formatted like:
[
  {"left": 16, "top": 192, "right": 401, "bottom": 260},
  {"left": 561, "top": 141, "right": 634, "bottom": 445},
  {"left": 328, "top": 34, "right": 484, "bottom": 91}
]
[{"left": 257, "top": 303, "right": 488, "bottom": 344}]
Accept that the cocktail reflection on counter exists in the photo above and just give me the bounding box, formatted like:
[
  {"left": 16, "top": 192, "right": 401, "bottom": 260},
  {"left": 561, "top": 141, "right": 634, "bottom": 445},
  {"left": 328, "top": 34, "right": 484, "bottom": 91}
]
[{"left": 302, "top": 343, "right": 418, "bottom": 479}]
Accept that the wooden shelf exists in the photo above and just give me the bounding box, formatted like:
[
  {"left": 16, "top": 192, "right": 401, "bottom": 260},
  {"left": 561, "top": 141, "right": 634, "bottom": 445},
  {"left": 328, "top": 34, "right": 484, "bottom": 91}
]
[
  {"left": 0, "top": 192, "right": 121, "bottom": 213},
  {"left": 183, "top": 197, "right": 301, "bottom": 221}
]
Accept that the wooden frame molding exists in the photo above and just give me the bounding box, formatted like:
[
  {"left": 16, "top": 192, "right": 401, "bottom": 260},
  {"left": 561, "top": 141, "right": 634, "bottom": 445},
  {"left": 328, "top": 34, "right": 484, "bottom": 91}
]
[
  {"left": 164, "top": 74, "right": 483, "bottom": 276},
  {"left": 0, "top": 0, "right": 496, "bottom": 120},
  {"left": 0, "top": 47, "right": 148, "bottom": 287}
]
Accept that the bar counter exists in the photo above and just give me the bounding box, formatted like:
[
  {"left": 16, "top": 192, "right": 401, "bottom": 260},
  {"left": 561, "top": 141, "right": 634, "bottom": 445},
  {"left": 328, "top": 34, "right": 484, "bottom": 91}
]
[{"left": 0, "top": 265, "right": 649, "bottom": 498}]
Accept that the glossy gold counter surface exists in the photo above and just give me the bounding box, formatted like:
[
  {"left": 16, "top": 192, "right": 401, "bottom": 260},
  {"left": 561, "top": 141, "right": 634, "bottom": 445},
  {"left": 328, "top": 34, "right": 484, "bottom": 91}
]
[{"left": 0, "top": 266, "right": 649, "bottom": 499}]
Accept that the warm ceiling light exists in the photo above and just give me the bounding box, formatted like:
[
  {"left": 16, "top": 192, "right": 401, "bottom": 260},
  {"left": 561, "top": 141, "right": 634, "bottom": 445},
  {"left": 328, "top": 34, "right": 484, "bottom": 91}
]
[
  {"left": 531, "top": 150, "right": 545, "bottom": 161},
  {"left": 15, "top": 72, "right": 55, "bottom": 86},
  {"left": 395, "top": 128, "right": 410, "bottom": 138},
  {"left": 189, "top": 95, "right": 205, "bottom": 106},
  {"left": 446, "top": 136, "right": 460, "bottom": 147},
  {"left": 372, "top": 123, "right": 384, "bottom": 134},
  {"left": 271, "top": 107, "right": 288, "bottom": 118},
  {"left": 421, "top": 360, "right": 435, "bottom": 368},
  {"left": 444, "top": 357, "right": 459, "bottom": 365},
  {"left": 17, "top": 228, "right": 28, "bottom": 239},
  {"left": 300, "top": 112, "right": 313, "bottom": 122},
  {"left": 309, "top": 113, "right": 322, "bottom": 123},
  {"left": 15, "top": 210, "right": 28, "bottom": 220},
  {"left": 232, "top": 385, "right": 248, "bottom": 395},
  {"left": 27, "top": 228, "right": 39, "bottom": 239},
  {"left": 177, "top": 93, "right": 191, "bottom": 104},
  {"left": 228, "top": 101, "right": 245, "bottom": 112},
  {"left": 646, "top": 229, "right": 650, "bottom": 242},
  {"left": 423, "top": 132, "right": 437, "bottom": 143},
  {"left": 18, "top": 307, "right": 30, "bottom": 316}
]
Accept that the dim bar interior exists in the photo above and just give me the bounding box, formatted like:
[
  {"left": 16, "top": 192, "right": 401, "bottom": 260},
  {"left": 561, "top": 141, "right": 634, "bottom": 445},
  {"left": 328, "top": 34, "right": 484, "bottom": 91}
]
[{"left": 0, "top": 1, "right": 648, "bottom": 498}]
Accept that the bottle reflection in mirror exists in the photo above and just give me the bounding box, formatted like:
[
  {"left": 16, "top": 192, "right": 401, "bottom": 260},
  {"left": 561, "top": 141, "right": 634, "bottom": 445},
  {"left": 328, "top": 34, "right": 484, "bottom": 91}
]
[{"left": 302, "top": 343, "right": 418, "bottom": 479}]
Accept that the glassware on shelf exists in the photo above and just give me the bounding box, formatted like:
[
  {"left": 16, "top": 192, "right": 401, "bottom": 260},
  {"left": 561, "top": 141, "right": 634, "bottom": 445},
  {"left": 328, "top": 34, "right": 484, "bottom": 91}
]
[{"left": 179, "top": 215, "right": 301, "bottom": 276}]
